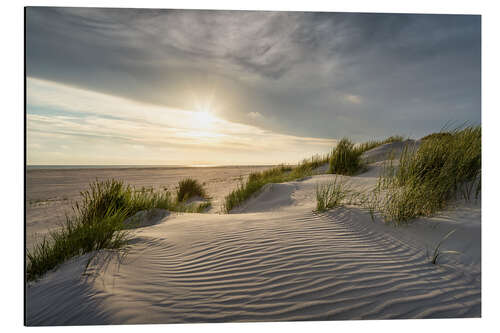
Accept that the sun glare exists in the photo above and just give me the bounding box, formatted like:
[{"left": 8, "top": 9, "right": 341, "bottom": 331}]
[{"left": 193, "top": 110, "right": 217, "bottom": 129}]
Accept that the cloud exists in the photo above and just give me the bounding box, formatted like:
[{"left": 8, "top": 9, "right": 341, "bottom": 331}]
[
  {"left": 344, "top": 94, "right": 362, "bottom": 104},
  {"left": 26, "top": 8, "right": 481, "bottom": 145},
  {"left": 27, "top": 77, "right": 335, "bottom": 165}
]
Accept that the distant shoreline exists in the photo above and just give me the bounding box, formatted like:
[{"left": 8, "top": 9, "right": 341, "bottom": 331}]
[{"left": 26, "top": 164, "right": 276, "bottom": 171}]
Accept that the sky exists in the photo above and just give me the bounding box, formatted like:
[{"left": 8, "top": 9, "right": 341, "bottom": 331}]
[{"left": 26, "top": 7, "right": 481, "bottom": 165}]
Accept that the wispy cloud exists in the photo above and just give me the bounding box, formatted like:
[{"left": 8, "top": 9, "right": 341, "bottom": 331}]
[{"left": 27, "top": 77, "right": 335, "bottom": 165}]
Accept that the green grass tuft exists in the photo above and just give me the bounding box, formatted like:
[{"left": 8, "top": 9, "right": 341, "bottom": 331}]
[
  {"left": 27, "top": 208, "right": 130, "bottom": 282},
  {"left": 27, "top": 178, "right": 211, "bottom": 281},
  {"left": 378, "top": 126, "right": 481, "bottom": 223},
  {"left": 420, "top": 132, "right": 453, "bottom": 142},
  {"left": 222, "top": 158, "right": 329, "bottom": 213},
  {"left": 328, "top": 138, "right": 363, "bottom": 175},
  {"left": 328, "top": 136, "right": 404, "bottom": 176},
  {"left": 315, "top": 177, "right": 351, "bottom": 212},
  {"left": 223, "top": 165, "right": 294, "bottom": 213},
  {"left": 353, "top": 135, "right": 404, "bottom": 155},
  {"left": 176, "top": 178, "right": 208, "bottom": 202},
  {"left": 73, "top": 179, "right": 173, "bottom": 224}
]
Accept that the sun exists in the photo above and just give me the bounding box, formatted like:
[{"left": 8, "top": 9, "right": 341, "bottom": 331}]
[
  {"left": 196, "top": 111, "right": 216, "bottom": 124},
  {"left": 192, "top": 108, "right": 218, "bottom": 129}
]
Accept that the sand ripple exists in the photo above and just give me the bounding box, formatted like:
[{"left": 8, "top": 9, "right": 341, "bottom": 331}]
[{"left": 27, "top": 207, "right": 480, "bottom": 325}]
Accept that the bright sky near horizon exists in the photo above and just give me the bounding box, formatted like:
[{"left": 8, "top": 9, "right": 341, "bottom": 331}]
[
  {"left": 27, "top": 77, "right": 336, "bottom": 165},
  {"left": 26, "top": 8, "right": 481, "bottom": 165}
]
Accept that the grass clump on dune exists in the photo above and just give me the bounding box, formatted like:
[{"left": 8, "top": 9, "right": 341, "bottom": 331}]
[
  {"left": 223, "top": 159, "right": 326, "bottom": 213},
  {"left": 177, "top": 178, "right": 208, "bottom": 202},
  {"left": 26, "top": 208, "right": 130, "bottom": 282},
  {"left": 73, "top": 179, "right": 172, "bottom": 223},
  {"left": 420, "top": 132, "right": 452, "bottom": 142},
  {"left": 297, "top": 153, "right": 330, "bottom": 171},
  {"left": 223, "top": 165, "right": 293, "bottom": 213},
  {"left": 328, "top": 138, "right": 363, "bottom": 175},
  {"left": 354, "top": 135, "right": 404, "bottom": 155},
  {"left": 315, "top": 177, "right": 351, "bottom": 212},
  {"left": 379, "top": 126, "right": 481, "bottom": 223},
  {"left": 328, "top": 136, "right": 404, "bottom": 176},
  {"left": 27, "top": 179, "right": 211, "bottom": 281},
  {"left": 74, "top": 178, "right": 210, "bottom": 217}
]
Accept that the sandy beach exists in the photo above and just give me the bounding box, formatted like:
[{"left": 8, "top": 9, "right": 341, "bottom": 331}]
[
  {"left": 26, "top": 165, "right": 272, "bottom": 251},
  {"left": 26, "top": 143, "right": 481, "bottom": 325}
]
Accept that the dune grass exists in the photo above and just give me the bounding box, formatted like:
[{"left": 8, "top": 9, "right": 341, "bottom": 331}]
[
  {"left": 224, "top": 135, "right": 404, "bottom": 213},
  {"left": 430, "top": 229, "right": 460, "bottom": 265},
  {"left": 353, "top": 135, "right": 404, "bottom": 155},
  {"left": 377, "top": 126, "right": 481, "bottom": 224},
  {"left": 26, "top": 208, "right": 130, "bottom": 282},
  {"left": 420, "top": 132, "right": 452, "bottom": 142},
  {"left": 298, "top": 153, "right": 331, "bottom": 170},
  {"left": 222, "top": 157, "right": 330, "bottom": 213},
  {"left": 73, "top": 180, "right": 167, "bottom": 224},
  {"left": 328, "top": 138, "right": 363, "bottom": 175},
  {"left": 27, "top": 179, "right": 211, "bottom": 281},
  {"left": 223, "top": 165, "right": 294, "bottom": 213},
  {"left": 177, "top": 178, "right": 208, "bottom": 202},
  {"left": 315, "top": 177, "right": 351, "bottom": 212},
  {"left": 328, "top": 136, "right": 404, "bottom": 176},
  {"left": 195, "top": 201, "right": 212, "bottom": 212},
  {"left": 316, "top": 129, "right": 480, "bottom": 222}
]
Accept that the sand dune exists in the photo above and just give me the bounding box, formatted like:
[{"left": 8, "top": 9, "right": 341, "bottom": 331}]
[
  {"left": 361, "top": 139, "right": 420, "bottom": 163},
  {"left": 26, "top": 151, "right": 481, "bottom": 325},
  {"left": 26, "top": 165, "right": 273, "bottom": 251}
]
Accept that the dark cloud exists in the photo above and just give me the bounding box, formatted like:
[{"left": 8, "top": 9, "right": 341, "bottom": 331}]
[{"left": 26, "top": 7, "right": 481, "bottom": 141}]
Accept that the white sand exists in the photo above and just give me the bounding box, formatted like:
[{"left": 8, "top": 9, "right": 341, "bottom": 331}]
[
  {"left": 26, "top": 165, "right": 272, "bottom": 251},
  {"left": 26, "top": 144, "right": 480, "bottom": 324}
]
